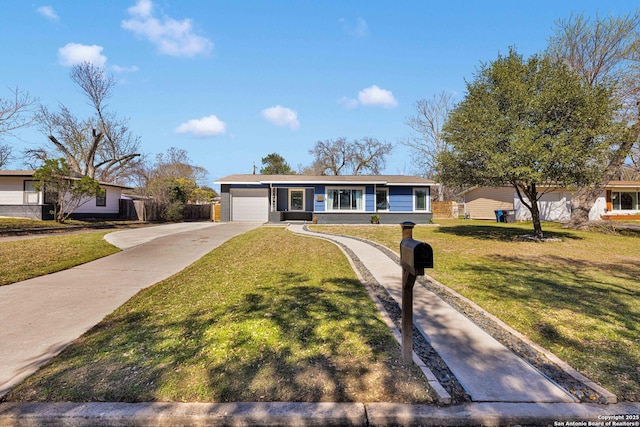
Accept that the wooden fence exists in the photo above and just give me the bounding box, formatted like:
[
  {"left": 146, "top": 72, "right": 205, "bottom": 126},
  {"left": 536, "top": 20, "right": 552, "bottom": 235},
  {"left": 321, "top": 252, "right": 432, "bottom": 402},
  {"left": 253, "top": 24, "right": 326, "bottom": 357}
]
[
  {"left": 431, "top": 201, "right": 459, "bottom": 219},
  {"left": 119, "top": 200, "right": 216, "bottom": 222}
]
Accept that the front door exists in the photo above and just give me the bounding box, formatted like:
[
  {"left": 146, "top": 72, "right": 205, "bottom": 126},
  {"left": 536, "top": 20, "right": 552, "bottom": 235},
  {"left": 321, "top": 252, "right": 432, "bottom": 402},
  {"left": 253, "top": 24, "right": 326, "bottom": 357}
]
[{"left": 289, "top": 189, "right": 304, "bottom": 211}]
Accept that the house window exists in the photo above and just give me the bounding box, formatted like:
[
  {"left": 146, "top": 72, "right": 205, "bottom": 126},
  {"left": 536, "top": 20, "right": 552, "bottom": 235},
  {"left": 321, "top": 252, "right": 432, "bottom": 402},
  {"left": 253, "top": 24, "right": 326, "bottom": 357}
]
[
  {"left": 612, "top": 191, "right": 638, "bottom": 211},
  {"left": 23, "top": 180, "right": 40, "bottom": 204},
  {"left": 289, "top": 189, "right": 304, "bottom": 211},
  {"left": 43, "top": 187, "right": 55, "bottom": 204},
  {"left": 327, "top": 188, "right": 364, "bottom": 211},
  {"left": 96, "top": 189, "right": 107, "bottom": 207},
  {"left": 376, "top": 188, "right": 388, "bottom": 211},
  {"left": 414, "top": 188, "right": 428, "bottom": 211}
]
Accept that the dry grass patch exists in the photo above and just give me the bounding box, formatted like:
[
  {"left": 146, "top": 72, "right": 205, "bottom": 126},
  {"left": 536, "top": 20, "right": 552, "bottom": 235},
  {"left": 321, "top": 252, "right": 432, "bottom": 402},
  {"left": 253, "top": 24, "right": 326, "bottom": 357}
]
[
  {"left": 5, "top": 227, "right": 432, "bottom": 403},
  {"left": 311, "top": 220, "right": 640, "bottom": 401}
]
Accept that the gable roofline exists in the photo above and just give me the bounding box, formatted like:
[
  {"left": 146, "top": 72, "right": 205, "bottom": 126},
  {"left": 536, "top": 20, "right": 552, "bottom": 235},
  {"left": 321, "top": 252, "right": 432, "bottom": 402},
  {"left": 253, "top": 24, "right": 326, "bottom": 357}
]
[
  {"left": 606, "top": 181, "right": 640, "bottom": 188},
  {"left": 215, "top": 174, "right": 437, "bottom": 186},
  {"left": 457, "top": 181, "right": 640, "bottom": 198},
  {"left": 0, "top": 170, "right": 132, "bottom": 189}
]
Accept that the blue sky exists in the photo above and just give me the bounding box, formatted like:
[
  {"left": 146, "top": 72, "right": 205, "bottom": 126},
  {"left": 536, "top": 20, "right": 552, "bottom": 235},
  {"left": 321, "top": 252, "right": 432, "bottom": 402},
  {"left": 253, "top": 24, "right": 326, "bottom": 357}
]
[{"left": 2, "top": 0, "right": 638, "bottom": 188}]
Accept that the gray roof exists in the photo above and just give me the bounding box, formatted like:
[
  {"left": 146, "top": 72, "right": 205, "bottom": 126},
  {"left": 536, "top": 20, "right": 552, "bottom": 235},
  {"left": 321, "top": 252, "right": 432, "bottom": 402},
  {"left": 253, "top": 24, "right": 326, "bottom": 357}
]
[
  {"left": 0, "top": 170, "right": 131, "bottom": 189},
  {"left": 215, "top": 174, "right": 436, "bottom": 186},
  {"left": 0, "top": 170, "right": 35, "bottom": 177}
]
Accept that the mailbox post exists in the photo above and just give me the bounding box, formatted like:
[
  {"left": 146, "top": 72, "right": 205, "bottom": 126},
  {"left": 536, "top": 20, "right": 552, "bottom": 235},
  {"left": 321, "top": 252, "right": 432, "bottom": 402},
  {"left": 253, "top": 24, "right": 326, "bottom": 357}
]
[{"left": 399, "top": 221, "right": 433, "bottom": 364}]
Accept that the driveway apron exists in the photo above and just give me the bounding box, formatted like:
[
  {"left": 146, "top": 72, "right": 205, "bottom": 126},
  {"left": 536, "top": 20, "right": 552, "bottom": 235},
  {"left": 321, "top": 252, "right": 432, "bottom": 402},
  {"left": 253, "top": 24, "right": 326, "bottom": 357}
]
[{"left": 0, "top": 222, "right": 259, "bottom": 398}]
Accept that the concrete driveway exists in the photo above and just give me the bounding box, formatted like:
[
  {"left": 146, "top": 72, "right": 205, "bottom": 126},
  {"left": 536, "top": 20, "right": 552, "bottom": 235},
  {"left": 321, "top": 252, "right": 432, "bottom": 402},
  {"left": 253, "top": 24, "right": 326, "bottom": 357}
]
[{"left": 0, "top": 221, "right": 259, "bottom": 398}]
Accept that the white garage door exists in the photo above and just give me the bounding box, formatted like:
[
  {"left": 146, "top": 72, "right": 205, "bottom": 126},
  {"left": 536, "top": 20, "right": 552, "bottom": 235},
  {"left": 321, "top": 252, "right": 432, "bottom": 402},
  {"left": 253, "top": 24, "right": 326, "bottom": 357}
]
[{"left": 231, "top": 188, "right": 269, "bottom": 222}]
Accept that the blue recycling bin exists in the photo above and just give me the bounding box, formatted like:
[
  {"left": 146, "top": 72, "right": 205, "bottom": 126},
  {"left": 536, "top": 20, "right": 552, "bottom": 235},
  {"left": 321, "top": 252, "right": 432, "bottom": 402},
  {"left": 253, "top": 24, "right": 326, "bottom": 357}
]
[{"left": 494, "top": 210, "right": 505, "bottom": 223}]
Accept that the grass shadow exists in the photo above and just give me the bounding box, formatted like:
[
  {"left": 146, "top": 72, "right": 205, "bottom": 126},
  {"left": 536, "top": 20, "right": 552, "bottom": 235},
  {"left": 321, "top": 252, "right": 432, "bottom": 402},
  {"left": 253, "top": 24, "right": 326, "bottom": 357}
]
[
  {"left": 461, "top": 253, "right": 639, "bottom": 400},
  {"left": 435, "top": 223, "right": 582, "bottom": 241}
]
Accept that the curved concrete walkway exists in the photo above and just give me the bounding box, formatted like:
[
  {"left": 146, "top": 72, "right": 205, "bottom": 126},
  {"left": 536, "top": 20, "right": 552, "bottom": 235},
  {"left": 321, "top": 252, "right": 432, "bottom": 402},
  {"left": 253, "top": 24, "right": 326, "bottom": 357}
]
[
  {"left": 288, "top": 224, "right": 579, "bottom": 403},
  {"left": 0, "top": 222, "right": 259, "bottom": 398}
]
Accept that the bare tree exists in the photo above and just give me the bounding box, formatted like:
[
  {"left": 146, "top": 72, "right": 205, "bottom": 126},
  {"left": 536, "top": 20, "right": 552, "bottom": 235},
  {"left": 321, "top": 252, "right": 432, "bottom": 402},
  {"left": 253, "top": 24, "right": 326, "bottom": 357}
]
[
  {"left": 351, "top": 137, "right": 393, "bottom": 175},
  {"left": 0, "top": 145, "right": 12, "bottom": 169},
  {"left": 404, "top": 92, "right": 455, "bottom": 200},
  {"left": 32, "top": 63, "right": 141, "bottom": 183},
  {"left": 308, "top": 137, "right": 352, "bottom": 175},
  {"left": 404, "top": 92, "right": 454, "bottom": 177},
  {"left": 548, "top": 10, "right": 640, "bottom": 228},
  {"left": 308, "top": 137, "right": 392, "bottom": 175},
  {"left": 0, "top": 87, "right": 37, "bottom": 168}
]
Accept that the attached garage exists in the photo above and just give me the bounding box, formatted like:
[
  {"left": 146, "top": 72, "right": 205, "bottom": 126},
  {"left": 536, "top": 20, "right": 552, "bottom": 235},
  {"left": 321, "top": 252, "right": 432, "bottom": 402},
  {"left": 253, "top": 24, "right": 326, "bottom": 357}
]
[{"left": 230, "top": 188, "right": 269, "bottom": 222}]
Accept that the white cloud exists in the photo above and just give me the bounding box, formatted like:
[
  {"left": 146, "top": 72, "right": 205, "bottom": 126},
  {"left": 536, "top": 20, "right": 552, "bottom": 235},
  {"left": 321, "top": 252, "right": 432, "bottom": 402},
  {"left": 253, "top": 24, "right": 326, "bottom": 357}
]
[
  {"left": 261, "top": 105, "right": 300, "bottom": 130},
  {"left": 175, "top": 115, "right": 226, "bottom": 137},
  {"left": 338, "top": 85, "right": 399, "bottom": 109},
  {"left": 358, "top": 85, "right": 398, "bottom": 108},
  {"left": 58, "top": 43, "right": 107, "bottom": 67},
  {"left": 340, "top": 17, "right": 368, "bottom": 38},
  {"left": 37, "top": 5, "right": 59, "bottom": 21},
  {"left": 338, "top": 96, "right": 359, "bottom": 109},
  {"left": 121, "top": 0, "right": 213, "bottom": 58},
  {"left": 111, "top": 64, "right": 140, "bottom": 73},
  {"left": 128, "top": 0, "right": 152, "bottom": 17}
]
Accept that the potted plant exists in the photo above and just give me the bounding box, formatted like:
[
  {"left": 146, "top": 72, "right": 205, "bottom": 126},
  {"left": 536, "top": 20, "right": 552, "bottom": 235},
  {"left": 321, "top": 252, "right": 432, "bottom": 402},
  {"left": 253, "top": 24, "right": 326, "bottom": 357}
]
[{"left": 370, "top": 214, "right": 380, "bottom": 224}]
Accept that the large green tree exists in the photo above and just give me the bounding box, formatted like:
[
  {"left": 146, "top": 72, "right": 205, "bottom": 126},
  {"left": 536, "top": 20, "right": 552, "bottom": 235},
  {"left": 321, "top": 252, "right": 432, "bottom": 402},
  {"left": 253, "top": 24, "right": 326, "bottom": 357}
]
[
  {"left": 260, "top": 153, "right": 294, "bottom": 175},
  {"left": 441, "top": 49, "right": 625, "bottom": 239}
]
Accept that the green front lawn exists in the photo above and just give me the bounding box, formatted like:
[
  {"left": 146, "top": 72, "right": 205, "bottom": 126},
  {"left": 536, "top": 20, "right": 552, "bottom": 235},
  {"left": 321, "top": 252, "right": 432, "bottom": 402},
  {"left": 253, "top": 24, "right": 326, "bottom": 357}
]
[
  {"left": 0, "top": 218, "right": 77, "bottom": 231},
  {"left": 5, "top": 227, "right": 432, "bottom": 403},
  {"left": 0, "top": 231, "right": 120, "bottom": 286},
  {"left": 311, "top": 220, "right": 640, "bottom": 401}
]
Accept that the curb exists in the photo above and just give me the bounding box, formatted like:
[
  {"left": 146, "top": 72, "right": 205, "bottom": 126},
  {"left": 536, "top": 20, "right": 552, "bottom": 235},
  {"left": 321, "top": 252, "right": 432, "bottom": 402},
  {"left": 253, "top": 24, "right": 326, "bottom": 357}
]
[
  {"left": 0, "top": 402, "right": 366, "bottom": 427},
  {"left": 2, "top": 401, "right": 640, "bottom": 427},
  {"left": 367, "top": 402, "right": 640, "bottom": 426}
]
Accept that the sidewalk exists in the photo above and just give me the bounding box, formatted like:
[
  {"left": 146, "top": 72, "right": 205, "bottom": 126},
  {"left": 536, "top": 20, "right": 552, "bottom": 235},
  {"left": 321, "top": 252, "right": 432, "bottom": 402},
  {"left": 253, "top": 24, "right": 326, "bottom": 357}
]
[
  {"left": 286, "top": 224, "right": 600, "bottom": 404},
  {"left": 0, "top": 222, "right": 259, "bottom": 398}
]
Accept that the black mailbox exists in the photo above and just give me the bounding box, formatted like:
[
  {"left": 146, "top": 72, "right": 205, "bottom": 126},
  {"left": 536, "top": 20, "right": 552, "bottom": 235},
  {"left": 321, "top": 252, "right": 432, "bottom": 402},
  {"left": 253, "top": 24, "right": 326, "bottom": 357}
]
[{"left": 400, "top": 238, "right": 433, "bottom": 276}]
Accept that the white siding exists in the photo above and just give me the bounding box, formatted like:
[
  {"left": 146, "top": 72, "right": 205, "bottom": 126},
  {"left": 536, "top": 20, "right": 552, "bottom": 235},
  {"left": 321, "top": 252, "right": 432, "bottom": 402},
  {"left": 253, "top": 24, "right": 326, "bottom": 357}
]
[
  {"left": 515, "top": 191, "right": 604, "bottom": 222},
  {"left": 0, "top": 177, "right": 29, "bottom": 204},
  {"left": 73, "top": 186, "right": 121, "bottom": 214},
  {"left": 515, "top": 191, "right": 571, "bottom": 222},
  {"left": 589, "top": 195, "right": 606, "bottom": 220}
]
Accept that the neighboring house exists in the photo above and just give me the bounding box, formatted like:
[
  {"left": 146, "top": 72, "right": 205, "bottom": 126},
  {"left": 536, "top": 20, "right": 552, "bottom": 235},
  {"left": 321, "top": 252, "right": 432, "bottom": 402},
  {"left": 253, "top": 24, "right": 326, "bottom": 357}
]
[
  {"left": 457, "top": 186, "right": 515, "bottom": 220},
  {"left": 458, "top": 181, "right": 640, "bottom": 222},
  {"left": 602, "top": 181, "right": 640, "bottom": 220},
  {"left": 214, "top": 174, "right": 437, "bottom": 224},
  {"left": 0, "top": 170, "right": 130, "bottom": 220}
]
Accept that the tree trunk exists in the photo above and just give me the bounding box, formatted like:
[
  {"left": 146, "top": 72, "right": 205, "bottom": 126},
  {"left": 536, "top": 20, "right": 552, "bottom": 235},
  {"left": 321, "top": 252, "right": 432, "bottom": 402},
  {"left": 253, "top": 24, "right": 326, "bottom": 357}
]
[
  {"left": 514, "top": 182, "right": 544, "bottom": 239},
  {"left": 530, "top": 199, "right": 544, "bottom": 239},
  {"left": 567, "top": 186, "right": 602, "bottom": 229}
]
